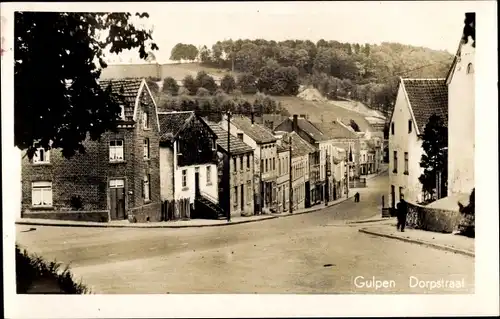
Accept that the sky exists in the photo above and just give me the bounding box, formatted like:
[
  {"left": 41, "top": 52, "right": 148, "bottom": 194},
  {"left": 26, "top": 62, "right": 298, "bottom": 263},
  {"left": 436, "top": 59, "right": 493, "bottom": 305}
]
[{"left": 105, "top": 1, "right": 481, "bottom": 64}]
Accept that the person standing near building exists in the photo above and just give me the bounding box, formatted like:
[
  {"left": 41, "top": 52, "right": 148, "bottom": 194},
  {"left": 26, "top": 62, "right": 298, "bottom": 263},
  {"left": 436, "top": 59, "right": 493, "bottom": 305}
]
[{"left": 396, "top": 195, "right": 408, "bottom": 232}]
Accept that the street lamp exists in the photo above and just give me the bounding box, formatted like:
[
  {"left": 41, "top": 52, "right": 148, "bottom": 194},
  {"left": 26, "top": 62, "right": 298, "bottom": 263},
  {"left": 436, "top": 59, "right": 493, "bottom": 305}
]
[{"left": 226, "top": 111, "right": 232, "bottom": 222}]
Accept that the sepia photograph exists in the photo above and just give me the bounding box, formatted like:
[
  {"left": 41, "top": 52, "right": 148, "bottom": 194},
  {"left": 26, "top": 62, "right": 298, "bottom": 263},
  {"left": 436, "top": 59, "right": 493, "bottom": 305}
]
[{"left": 2, "top": 1, "right": 498, "bottom": 318}]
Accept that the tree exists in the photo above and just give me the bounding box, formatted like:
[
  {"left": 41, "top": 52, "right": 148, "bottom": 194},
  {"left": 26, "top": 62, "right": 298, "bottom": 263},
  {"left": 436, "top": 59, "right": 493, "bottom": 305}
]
[
  {"left": 419, "top": 114, "right": 448, "bottom": 200},
  {"left": 170, "top": 43, "right": 198, "bottom": 62},
  {"left": 15, "top": 12, "right": 158, "bottom": 159},
  {"left": 182, "top": 75, "right": 199, "bottom": 95},
  {"left": 220, "top": 74, "right": 236, "bottom": 93},
  {"left": 195, "top": 71, "right": 218, "bottom": 94},
  {"left": 237, "top": 73, "right": 258, "bottom": 94},
  {"left": 162, "top": 77, "right": 179, "bottom": 96},
  {"left": 196, "top": 87, "right": 211, "bottom": 97},
  {"left": 198, "top": 45, "right": 212, "bottom": 64}
]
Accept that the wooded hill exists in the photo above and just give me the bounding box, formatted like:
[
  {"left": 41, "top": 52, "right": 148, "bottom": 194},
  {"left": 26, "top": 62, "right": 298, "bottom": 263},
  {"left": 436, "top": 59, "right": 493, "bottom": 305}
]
[{"left": 170, "top": 39, "right": 454, "bottom": 116}]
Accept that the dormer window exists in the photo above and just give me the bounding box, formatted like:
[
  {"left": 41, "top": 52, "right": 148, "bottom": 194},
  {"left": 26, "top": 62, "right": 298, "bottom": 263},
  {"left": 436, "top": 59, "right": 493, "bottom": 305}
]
[{"left": 466, "top": 63, "right": 474, "bottom": 74}]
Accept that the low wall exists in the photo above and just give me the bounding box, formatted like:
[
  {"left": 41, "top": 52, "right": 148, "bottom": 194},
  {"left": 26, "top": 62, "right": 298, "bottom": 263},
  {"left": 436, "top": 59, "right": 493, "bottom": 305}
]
[
  {"left": 406, "top": 202, "right": 462, "bottom": 233},
  {"left": 128, "top": 202, "right": 162, "bottom": 223},
  {"left": 22, "top": 210, "right": 109, "bottom": 222}
]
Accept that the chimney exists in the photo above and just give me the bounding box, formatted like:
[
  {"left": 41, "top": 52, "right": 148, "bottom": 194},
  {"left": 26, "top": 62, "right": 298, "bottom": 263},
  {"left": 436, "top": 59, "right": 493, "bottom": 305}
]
[{"left": 293, "top": 114, "right": 298, "bottom": 133}]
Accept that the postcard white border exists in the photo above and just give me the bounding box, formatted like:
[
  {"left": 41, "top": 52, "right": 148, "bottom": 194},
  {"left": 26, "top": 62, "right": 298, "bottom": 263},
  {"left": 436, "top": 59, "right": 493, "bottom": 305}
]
[{"left": 2, "top": 1, "right": 499, "bottom": 318}]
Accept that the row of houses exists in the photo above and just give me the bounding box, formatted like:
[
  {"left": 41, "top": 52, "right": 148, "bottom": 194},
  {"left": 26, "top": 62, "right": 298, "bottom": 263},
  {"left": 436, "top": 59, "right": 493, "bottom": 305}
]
[
  {"left": 21, "top": 79, "right": 384, "bottom": 222},
  {"left": 388, "top": 16, "right": 475, "bottom": 209}
]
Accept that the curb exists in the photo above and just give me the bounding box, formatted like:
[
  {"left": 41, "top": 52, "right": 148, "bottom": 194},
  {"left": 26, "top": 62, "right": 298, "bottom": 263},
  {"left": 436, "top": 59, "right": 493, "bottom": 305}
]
[
  {"left": 15, "top": 215, "right": 279, "bottom": 229},
  {"left": 16, "top": 195, "right": 354, "bottom": 229},
  {"left": 358, "top": 228, "right": 475, "bottom": 257},
  {"left": 346, "top": 217, "right": 393, "bottom": 224}
]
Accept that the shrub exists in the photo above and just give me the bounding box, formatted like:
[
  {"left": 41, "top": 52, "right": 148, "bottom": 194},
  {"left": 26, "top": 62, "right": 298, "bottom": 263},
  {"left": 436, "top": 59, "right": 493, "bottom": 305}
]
[
  {"left": 237, "top": 73, "right": 258, "bottom": 94},
  {"left": 16, "top": 244, "right": 91, "bottom": 294},
  {"left": 220, "top": 74, "right": 236, "bottom": 93},
  {"left": 162, "top": 77, "right": 179, "bottom": 96},
  {"left": 458, "top": 188, "right": 475, "bottom": 238}
]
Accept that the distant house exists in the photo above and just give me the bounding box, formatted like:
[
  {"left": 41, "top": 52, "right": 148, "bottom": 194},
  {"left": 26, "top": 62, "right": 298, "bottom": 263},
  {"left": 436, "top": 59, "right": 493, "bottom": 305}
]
[
  {"left": 206, "top": 122, "right": 255, "bottom": 218},
  {"left": 275, "top": 136, "right": 291, "bottom": 213},
  {"left": 446, "top": 20, "right": 475, "bottom": 197},
  {"left": 22, "top": 78, "right": 162, "bottom": 223},
  {"left": 284, "top": 132, "right": 317, "bottom": 210},
  {"left": 388, "top": 77, "right": 448, "bottom": 207},
  {"left": 219, "top": 115, "right": 278, "bottom": 214},
  {"left": 158, "top": 111, "right": 223, "bottom": 219}
]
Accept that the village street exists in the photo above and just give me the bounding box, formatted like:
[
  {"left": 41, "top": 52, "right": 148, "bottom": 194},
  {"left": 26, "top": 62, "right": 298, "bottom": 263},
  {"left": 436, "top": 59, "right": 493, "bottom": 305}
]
[{"left": 16, "top": 173, "right": 474, "bottom": 294}]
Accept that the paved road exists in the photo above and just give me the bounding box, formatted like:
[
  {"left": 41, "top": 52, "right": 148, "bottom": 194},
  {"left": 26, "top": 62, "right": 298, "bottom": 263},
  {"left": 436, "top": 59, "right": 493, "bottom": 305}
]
[{"left": 16, "top": 173, "right": 474, "bottom": 294}]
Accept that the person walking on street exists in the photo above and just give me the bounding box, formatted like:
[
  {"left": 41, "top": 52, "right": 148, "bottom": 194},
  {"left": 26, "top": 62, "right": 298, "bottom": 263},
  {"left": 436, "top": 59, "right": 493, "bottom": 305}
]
[
  {"left": 354, "top": 192, "right": 360, "bottom": 202},
  {"left": 396, "top": 195, "right": 408, "bottom": 232}
]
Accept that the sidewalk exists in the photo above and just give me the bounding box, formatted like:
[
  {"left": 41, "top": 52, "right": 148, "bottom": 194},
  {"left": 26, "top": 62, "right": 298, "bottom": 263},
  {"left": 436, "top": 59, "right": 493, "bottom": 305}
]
[
  {"left": 358, "top": 220, "right": 475, "bottom": 257},
  {"left": 16, "top": 193, "right": 354, "bottom": 229}
]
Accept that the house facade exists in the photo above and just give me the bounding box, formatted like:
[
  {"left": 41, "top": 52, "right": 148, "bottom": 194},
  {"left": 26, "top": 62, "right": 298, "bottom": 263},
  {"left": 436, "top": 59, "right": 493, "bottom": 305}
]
[
  {"left": 207, "top": 122, "right": 255, "bottom": 217},
  {"left": 158, "top": 111, "right": 221, "bottom": 218},
  {"left": 22, "top": 79, "right": 162, "bottom": 223},
  {"left": 219, "top": 115, "right": 278, "bottom": 214},
  {"left": 388, "top": 77, "right": 448, "bottom": 207},
  {"left": 276, "top": 138, "right": 290, "bottom": 213},
  {"left": 446, "top": 23, "right": 475, "bottom": 196}
]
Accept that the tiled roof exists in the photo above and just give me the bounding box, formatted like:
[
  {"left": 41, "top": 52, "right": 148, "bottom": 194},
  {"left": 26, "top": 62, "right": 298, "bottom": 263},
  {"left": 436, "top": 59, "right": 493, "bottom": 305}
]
[
  {"left": 99, "top": 78, "right": 143, "bottom": 121},
  {"left": 283, "top": 132, "right": 316, "bottom": 157},
  {"left": 402, "top": 78, "right": 448, "bottom": 133},
  {"left": 297, "top": 118, "right": 332, "bottom": 142},
  {"left": 158, "top": 111, "right": 195, "bottom": 143},
  {"left": 277, "top": 140, "right": 289, "bottom": 153},
  {"left": 206, "top": 121, "right": 253, "bottom": 155},
  {"left": 311, "top": 121, "right": 359, "bottom": 139},
  {"left": 230, "top": 115, "right": 277, "bottom": 144}
]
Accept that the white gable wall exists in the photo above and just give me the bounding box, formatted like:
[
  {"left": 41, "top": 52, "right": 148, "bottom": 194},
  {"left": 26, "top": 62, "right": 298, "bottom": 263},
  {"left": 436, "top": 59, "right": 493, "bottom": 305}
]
[
  {"left": 448, "top": 39, "right": 475, "bottom": 196},
  {"left": 389, "top": 84, "right": 424, "bottom": 207}
]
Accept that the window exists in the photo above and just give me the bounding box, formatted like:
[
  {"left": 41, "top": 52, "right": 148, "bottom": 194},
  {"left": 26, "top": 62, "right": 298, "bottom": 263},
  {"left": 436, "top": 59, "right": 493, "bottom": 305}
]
[
  {"left": 234, "top": 186, "right": 238, "bottom": 206},
  {"left": 404, "top": 152, "right": 409, "bottom": 174},
  {"left": 391, "top": 122, "right": 395, "bottom": 135},
  {"left": 240, "top": 156, "right": 244, "bottom": 171},
  {"left": 399, "top": 187, "right": 404, "bottom": 200},
  {"left": 467, "top": 63, "right": 474, "bottom": 74},
  {"left": 206, "top": 166, "right": 212, "bottom": 184},
  {"left": 143, "top": 112, "right": 150, "bottom": 129},
  {"left": 182, "top": 169, "right": 187, "bottom": 188},
  {"left": 261, "top": 159, "right": 264, "bottom": 171},
  {"left": 273, "top": 158, "right": 276, "bottom": 171},
  {"left": 233, "top": 157, "right": 237, "bottom": 172},
  {"left": 143, "top": 175, "right": 151, "bottom": 201},
  {"left": 109, "top": 140, "right": 124, "bottom": 162},
  {"left": 119, "top": 105, "right": 125, "bottom": 120},
  {"left": 143, "top": 138, "right": 150, "bottom": 159},
  {"left": 393, "top": 151, "right": 398, "bottom": 173},
  {"left": 247, "top": 155, "right": 250, "bottom": 169},
  {"left": 408, "top": 120, "right": 412, "bottom": 133},
  {"left": 176, "top": 141, "right": 182, "bottom": 154},
  {"left": 33, "top": 148, "right": 50, "bottom": 164},
  {"left": 32, "top": 181, "right": 52, "bottom": 207},
  {"left": 265, "top": 159, "right": 268, "bottom": 172},
  {"left": 278, "top": 158, "right": 281, "bottom": 175},
  {"left": 237, "top": 133, "right": 244, "bottom": 141}
]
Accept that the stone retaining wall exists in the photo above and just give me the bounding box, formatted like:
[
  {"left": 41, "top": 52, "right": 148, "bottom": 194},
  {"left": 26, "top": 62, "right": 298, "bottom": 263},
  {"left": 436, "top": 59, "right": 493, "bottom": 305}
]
[
  {"left": 128, "top": 202, "right": 162, "bottom": 223},
  {"left": 406, "top": 202, "right": 462, "bottom": 233}
]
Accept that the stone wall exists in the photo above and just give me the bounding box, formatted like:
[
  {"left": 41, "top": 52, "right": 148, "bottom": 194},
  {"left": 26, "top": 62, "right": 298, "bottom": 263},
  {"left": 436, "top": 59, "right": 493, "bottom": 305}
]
[
  {"left": 406, "top": 202, "right": 462, "bottom": 233},
  {"left": 22, "top": 210, "right": 109, "bottom": 222},
  {"left": 127, "top": 202, "right": 162, "bottom": 223}
]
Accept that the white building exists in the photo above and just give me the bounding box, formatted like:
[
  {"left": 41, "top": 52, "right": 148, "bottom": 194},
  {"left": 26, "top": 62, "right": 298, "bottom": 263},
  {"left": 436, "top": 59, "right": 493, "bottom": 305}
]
[
  {"left": 446, "top": 27, "right": 475, "bottom": 196},
  {"left": 388, "top": 78, "right": 448, "bottom": 207}
]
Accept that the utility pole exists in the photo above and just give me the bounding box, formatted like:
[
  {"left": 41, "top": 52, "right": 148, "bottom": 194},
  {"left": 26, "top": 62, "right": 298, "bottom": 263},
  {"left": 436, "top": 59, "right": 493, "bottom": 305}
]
[
  {"left": 346, "top": 162, "right": 350, "bottom": 198},
  {"left": 289, "top": 134, "right": 293, "bottom": 214},
  {"left": 325, "top": 150, "right": 329, "bottom": 206},
  {"left": 227, "top": 111, "right": 231, "bottom": 222}
]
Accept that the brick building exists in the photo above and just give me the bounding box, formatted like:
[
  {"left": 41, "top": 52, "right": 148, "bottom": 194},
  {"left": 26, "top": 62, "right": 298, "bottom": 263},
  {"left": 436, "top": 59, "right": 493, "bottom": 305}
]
[{"left": 21, "top": 78, "right": 162, "bottom": 222}]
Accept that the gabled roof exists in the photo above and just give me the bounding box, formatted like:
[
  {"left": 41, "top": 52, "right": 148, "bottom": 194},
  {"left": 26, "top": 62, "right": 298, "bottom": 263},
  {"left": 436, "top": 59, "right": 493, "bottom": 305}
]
[
  {"left": 311, "top": 121, "right": 359, "bottom": 139},
  {"left": 230, "top": 115, "right": 277, "bottom": 144},
  {"left": 158, "top": 111, "right": 196, "bottom": 143},
  {"left": 296, "top": 118, "right": 332, "bottom": 142},
  {"left": 283, "top": 132, "right": 317, "bottom": 157},
  {"left": 206, "top": 121, "right": 253, "bottom": 155},
  {"left": 99, "top": 78, "right": 144, "bottom": 122},
  {"left": 401, "top": 78, "right": 448, "bottom": 134}
]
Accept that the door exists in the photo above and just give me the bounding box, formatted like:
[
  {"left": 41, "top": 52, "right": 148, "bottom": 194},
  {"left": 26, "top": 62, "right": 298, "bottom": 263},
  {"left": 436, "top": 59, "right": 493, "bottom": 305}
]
[
  {"left": 240, "top": 184, "right": 244, "bottom": 211},
  {"left": 391, "top": 185, "right": 396, "bottom": 209},
  {"left": 109, "top": 179, "right": 125, "bottom": 220},
  {"left": 305, "top": 181, "right": 311, "bottom": 208},
  {"left": 195, "top": 171, "right": 200, "bottom": 198}
]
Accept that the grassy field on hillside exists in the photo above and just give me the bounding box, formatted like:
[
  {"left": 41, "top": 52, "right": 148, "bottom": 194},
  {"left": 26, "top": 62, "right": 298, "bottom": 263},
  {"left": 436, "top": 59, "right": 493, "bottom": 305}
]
[{"left": 162, "top": 63, "right": 240, "bottom": 80}]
